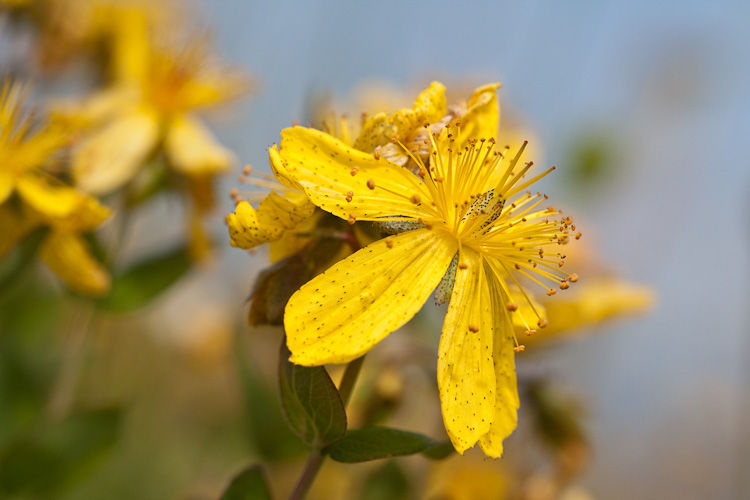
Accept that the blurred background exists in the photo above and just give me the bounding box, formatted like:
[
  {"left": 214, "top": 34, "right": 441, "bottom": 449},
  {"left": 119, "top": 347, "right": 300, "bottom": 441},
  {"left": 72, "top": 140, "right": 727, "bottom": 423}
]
[{"left": 1, "top": 1, "right": 749, "bottom": 499}]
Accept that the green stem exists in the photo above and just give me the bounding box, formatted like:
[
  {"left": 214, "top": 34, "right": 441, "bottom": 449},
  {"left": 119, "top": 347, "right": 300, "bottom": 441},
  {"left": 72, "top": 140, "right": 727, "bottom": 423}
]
[{"left": 287, "top": 355, "right": 365, "bottom": 500}]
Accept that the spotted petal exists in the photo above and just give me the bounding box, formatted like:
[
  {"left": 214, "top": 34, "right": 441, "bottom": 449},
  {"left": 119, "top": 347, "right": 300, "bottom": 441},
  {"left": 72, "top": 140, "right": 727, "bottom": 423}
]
[
  {"left": 286, "top": 228, "right": 457, "bottom": 365},
  {"left": 438, "top": 248, "right": 496, "bottom": 453},
  {"left": 478, "top": 265, "right": 520, "bottom": 457},
  {"left": 272, "top": 127, "right": 431, "bottom": 221},
  {"left": 354, "top": 81, "right": 446, "bottom": 153},
  {"left": 457, "top": 83, "right": 500, "bottom": 145},
  {"left": 227, "top": 191, "right": 315, "bottom": 249}
]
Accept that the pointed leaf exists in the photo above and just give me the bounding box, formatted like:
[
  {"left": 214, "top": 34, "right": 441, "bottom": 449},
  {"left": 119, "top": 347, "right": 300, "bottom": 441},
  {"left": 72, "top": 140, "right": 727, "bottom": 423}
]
[
  {"left": 278, "top": 342, "right": 347, "bottom": 448},
  {"left": 327, "top": 427, "right": 437, "bottom": 463},
  {"left": 98, "top": 246, "right": 191, "bottom": 313},
  {"left": 219, "top": 465, "right": 273, "bottom": 500}
]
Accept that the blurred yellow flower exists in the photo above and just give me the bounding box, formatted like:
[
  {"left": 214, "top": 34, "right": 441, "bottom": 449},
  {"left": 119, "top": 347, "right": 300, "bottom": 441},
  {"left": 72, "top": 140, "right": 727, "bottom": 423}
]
[
  {"left": 269, "top": 83, "right": 579, "bottom": 456},
  {"left": 425, "top": 452, "right": 508, "bottom": 500},
  {"left": 61, "top": 23, "right": 245, "bottom": 195},
  {"left": 0, "top": 82, "right": 110, "bottom": 296}
]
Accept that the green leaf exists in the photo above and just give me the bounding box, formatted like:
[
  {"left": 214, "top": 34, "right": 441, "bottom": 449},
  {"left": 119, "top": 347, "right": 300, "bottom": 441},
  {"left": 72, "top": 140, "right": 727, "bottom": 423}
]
[
  {"left": 420, "top": 441, "right": 455, "bottom": 460},
  {"left": 98, "top": 246, "right": 192, "bottom": 313},
  {"left": 278, "top": 342, "right": 347, "bottom": 449},
  {"left": 233, "top": 333, "right": 306, "bottom": 462},
  {"left": 327, "top": 427, "right": 438, "bottom": 463},
  {"left": 219, "top": 465, "right": 273, "bottom": 500},
  {"left": 0, "top": 407, "right": 122, "bottom": 497}
]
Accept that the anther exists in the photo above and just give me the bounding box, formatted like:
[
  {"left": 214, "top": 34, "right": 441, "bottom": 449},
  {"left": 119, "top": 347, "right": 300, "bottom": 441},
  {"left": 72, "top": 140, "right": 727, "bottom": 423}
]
[
  {"left": 347, "top": 213, "right": 357, "bottom": 225},
  {"left": 243, "top": 165, "right": 252, "bottom": 175},
  {"left": 385, "top": 237, "right": 394, "bottom": 249},
  {"left": 367, "top": 179, "right": 376, "bottom": 190},
  {"left": 506, "top": 302, "right": 518, "bottom": 312},
  {"left": 575, "top": 232, "right": 582, "bottom": 240},
  {"left": 350, "top": 166, "right": 359, "bottom": 176},
  {"left": 560, "top": 281, "right": 570, "bottom": 290},
  {"left": 513, "top": 345, "right": 525, "bottom": 353},
  {"left": 229, "top": 188, "right": 238, "bottom": 199},
  {"left": 410, "top": 194, "right": 421, "bottom": 204},
  {"left": 373, "top": 149, "right": 381, "bottom": 160},
  {"left": 468, "top": 324, "right": 479, "bottom": 333},
  {"left": 346, "top": 191, "right": 354, "bottom": 202},
  {"left": 569, "top": 273, "right": 579, "bottom": 283},
  {"left": 525, "top": 329, "right": 537, "bottom": 336},
  {"left": 546, "top": 289, "right": 557, "bottom": 296},
  {"left": 458, "top": 263, "right": 468, "bottom": 270},
  {"left": 537, "top": 318, "right": 548, "bottom": 328}
]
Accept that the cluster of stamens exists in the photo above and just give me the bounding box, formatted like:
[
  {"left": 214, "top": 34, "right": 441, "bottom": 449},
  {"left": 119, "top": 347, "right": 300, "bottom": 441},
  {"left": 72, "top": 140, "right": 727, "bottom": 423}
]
[{"left": 354, "top": 122, "right": 581, "bottom": 353}]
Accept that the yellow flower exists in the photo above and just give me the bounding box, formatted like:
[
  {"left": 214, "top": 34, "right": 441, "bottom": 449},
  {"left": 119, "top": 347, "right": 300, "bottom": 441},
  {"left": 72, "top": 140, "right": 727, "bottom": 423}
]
[
  {"left": 61, "top": 23, "right": 245, "bottom": 196},
  {"left": 270, "top": 94, "right": 577, "bottom": 455},
  {"left": 227, "top": 82, "right": 499, "bottom": 255},
  {"left": 0, "top": 82, "right": 111, "bottom": 296}
]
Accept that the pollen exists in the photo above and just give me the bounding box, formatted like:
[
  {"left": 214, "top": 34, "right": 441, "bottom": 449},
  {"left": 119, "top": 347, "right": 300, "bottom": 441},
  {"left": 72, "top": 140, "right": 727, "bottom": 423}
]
[
  {"left": 506, "top": 302, "right": 518, "bottom": 312},
  {"left": 367, "top": 179, "right": 376, "bottom": 189},
  {"left": 410, "top": 194, "right": 421, "bottom": 204},
  {"left": 350, "top": 166, "right": 359, "bottom": 176},
  {"left": 346, "top": 191, "right": 353, "bottom": 202},
  {"left": 468, "top": 324, "right": 479, "bottom": 332},
  {"left": 385, "top": 237, "right": 394, "bottom": 249}
]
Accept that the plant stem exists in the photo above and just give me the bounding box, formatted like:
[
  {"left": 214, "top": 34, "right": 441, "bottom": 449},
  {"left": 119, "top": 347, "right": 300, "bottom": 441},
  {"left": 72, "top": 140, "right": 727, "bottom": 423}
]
[
  {"left": 287, "top": 355, "right": 365, "bottom": 500},
  {"left": 287, "top": 449, "right": 325, "bottom": 500}
]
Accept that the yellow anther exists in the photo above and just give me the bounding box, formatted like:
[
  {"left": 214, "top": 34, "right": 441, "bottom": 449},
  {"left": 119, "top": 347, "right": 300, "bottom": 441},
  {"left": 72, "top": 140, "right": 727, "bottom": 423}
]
[
  {"left": 385, "top": 237, "right": 394, "bottom": 249},
  {"left": 569, "top": 273, "right": 579, "bottom": 283},
  {"left": 506, "top": 302, "right": 518, "bottom": 312},
  {"left": 350, "top": 166, "right": 359, "bottom": 176},
  {"left": 367, "top": 179, "right": 376, "bottom": 190},
  {"left": 468, "top": 324, "right": 479, "bottom": 333},
  {"left": 537, "top": 318, "right": 548, "bottom": 328},
  {"left": 410, "top": 194, "right": 421, "bottom": 204}
]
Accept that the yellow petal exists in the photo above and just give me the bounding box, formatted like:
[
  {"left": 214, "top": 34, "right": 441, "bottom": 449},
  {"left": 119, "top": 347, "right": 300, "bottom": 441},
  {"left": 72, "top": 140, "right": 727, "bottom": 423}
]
[
  {"left": 286, "top": 228, "right": 457, "bottom": 365},
  {"left": 165, "top": 114, "right": 233, "bottom": 175},
  {"left": 478, "top": 268, "right": 520, "bottom": 457},
  {"left": 227, "top": 191, "right": 315, "bottom": 249},
  {"left": 438, "top": 248, "right": 496, "bottom": 453},
  {"left": 39, "top": 231, "right": 111, "bottom": 296},
  {"left": 16, "top": 175, "right": 83, "bottom": 219},
  {"left": 268, "top": 208, "right": 322, "bottom": 263},
  {"left": 51, "top": 195, "right": 110, "bottom": 232},
  {"left": 0, "top": 202, "right": 40, "bottom": 257},
  {"left": 273, "top": 127, "right": 430, "bottom": 221},
  {"left": 352, "top": 112, "right": 392, "bottom": 153},
  {"left": 457, "top": 83, "right": 500, "bottom": 144},
  {"left": 73, "top": 108, "right": 159, "bottom": 194},
  {"left": 353, "top": 82, "right": 446, "bottom": 153},
  {"left": 0, "top": 169, "right": 14, "bottom": 205}
]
